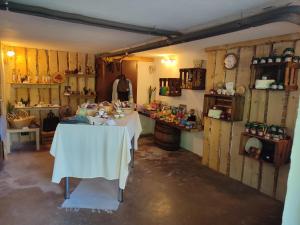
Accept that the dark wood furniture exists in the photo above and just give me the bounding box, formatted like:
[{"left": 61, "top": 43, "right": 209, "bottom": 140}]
[
  {"left": 250, "top": 62, "right": 299, "bottom": 91},
  {"left": 159, "top": 78, "right": 181, "bottom": 96},
  {"left": 239, "top": 132, "right": 291, "bottom": 167},
  {"left": 180, "top": 68, "right": 206, "bottom": 90},
  {"left": 203, "top": 94, "right": 245, "bottom": 122},
  {"left": 96, "top": 59, "right": 138, "bottom": 102}
]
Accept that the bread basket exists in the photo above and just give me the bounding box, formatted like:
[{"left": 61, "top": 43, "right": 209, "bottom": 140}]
[{"left": 7, "top": 110, "right": 35, "bottom": 129}]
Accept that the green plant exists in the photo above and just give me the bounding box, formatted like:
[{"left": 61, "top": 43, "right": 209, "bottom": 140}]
[{"left": 148, "top": 86, "right": 156, "bottom": 103}]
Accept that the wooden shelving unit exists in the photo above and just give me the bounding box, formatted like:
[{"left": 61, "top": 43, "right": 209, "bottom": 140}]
[
  {"left": 250, "top": 61, "right": 299, "bottom": 91},
  {"left": 15, "top": 106, "right": 60, "bottom": 110},
  {"left": 239, "top": 132, "right": 291, "bottom": 167},
  {"left": 65, "top": 73, "right": 95, "bottom": 78},
  {"left": 65, "top": 73, "right": 96, "bottom": 104},
  {"left": 159, "top": 78, "right": 181, "bottom": 96},
  {"left": 180, "top": 68, "right": 206, "bottom": 90},
  {"left": 66, "top": 94, "right": 96, "bottom": 99},
  {"left": 10, "top": 83, "right": 60, "bottom": 88},
  {"left": 203, "top": 94, "right": 245, "bottom": 122}
]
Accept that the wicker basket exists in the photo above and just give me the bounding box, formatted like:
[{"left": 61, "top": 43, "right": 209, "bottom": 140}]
[{"left": 7, "top": 110, "right": 35, "bottom": 129}]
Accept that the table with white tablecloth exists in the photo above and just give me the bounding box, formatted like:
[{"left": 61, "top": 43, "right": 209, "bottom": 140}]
[{"left": 50, "top": 111, "right": 142, "bottom": 201}]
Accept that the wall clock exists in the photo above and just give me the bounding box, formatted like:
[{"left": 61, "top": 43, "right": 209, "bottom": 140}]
[{"left": 224, "top": 53, "right": 238, "bottom": 70}]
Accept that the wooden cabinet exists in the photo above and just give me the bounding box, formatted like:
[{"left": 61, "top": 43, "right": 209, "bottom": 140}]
[
  {"left": 159, "top": 78, "right": 181, "bottom": 96},
  {"left": 65, "top": 73, "right": 96, "bottom": 103},
  {"left": 250, "top": 62, "right": 299, "bottom": 91},
  {"left": 180, "top": 68, "right": 206, "bottom": 90},
  {"left": 239, "top": 132, "right": 291, "bottom": 167},
  {"left": 203, "top": 94, "right": 245, "bottom": 122}
]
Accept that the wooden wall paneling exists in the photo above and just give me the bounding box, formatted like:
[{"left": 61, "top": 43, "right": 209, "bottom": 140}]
[
  {"left": 208, "top": 119, "right": 221, "bottom": 171},
  {"left": 285, "top": 40, "right": 300, "bottom": 136},
  {"left": 249, "top": 44, "right": 276, "bottom": 194},
  {"left": 202, "top": 117, "right": 211, "bottom": 166},
  {"left": 260, "top": 163, "right": 277, "bottom": 196},
  {"left": 26, "top": 48, "right": 40, "bottom": 138},
  {"left": 230, "top": 46, "right": 254, "bottom": 181},
  {"left": 219, "top": 122, "right": 232, "bottom": 175},
  {"left": 37, "top": 49, "right": 50, "bottom": 127},
  {"left": 240, "top": 46, "right": 260, "bottom": 189},
  {"left": 49, "top": 50, "right": 60, "bottom": 105},
  {"left": 58, "top": 51, "right": 68, "bottom": 107},
  {"left": 87, "top": 54, "right": 95, "bottom": 103},
  {"left": 4, "top": 46, "right": 17, "bottom": 143},
  {"left": 27, "top": 49, "right": 39, "bottom": 106},
  {"left": 68, "top": 52, "right": 78, "bottom": 110},
  {"left": 4, "top": 46, "right": 15, "bottom": 103},
  {"left": 225, "top": 48, "right": 239, "bottom": 85},
  {"left": 249, "top": 44, "right": 271, "bottom": 123},
  {"left": 275, "top": 164, "right": 290, "bottom": 201},
  {"left": 272, "top": 41, "right": 295, "bottom": 55},
  {"left": 78, "top": 53, "right": 86, "bottom": 105},
  {"left": 271, "top": 41, "right": 295, "bottom": 201},
  {"left": 205, "top": 51, "right": 216, "bottom": 92},
  {"left": 219, "top": 48, "right": 239, "bottom": 175},
  {"left": 38, "top": 49, "right": 49, "bottom": 104},
  {"left": 213, "top": 50, "right": 226, "bottom": 88},
  {"left": 15, "top": 47, "right": 28, "bottom": 103}
]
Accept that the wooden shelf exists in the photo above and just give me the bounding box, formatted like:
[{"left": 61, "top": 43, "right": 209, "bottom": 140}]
[
  {"left": 15, "top": 106, "right": 60, "bottom": 110},
  {"left": 65, "top": 94, "right": 96, "bottom": 99},
  {"left": 180, "top": 68, "right": 206, "bottom": 90},
  {"left": 203, "top": 94, "right": 245, "bottom": 122},
  {"left": 65, "top": 74, "right": 95, "bottom": 78},
  {"left": 250, "top": 88, "right": 286, "bottom": 91},
  {"left": 159, "top": 78, "right": 181, "bottom": 96},
  {"left": 251, "top": 61, "right": 300, "bottom": 68},
  {"left": 10, "top": 83, "right": 60, "bottom": 88},
  {"left": 250, "top": 61, "right": 299, "bottom": 91},
  {"left": 239, "top": 132, "right": 291, "bottom": 167}
]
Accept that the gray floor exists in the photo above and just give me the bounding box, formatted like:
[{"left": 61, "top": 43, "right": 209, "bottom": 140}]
[{"left": 0, "top": 137, "right": 283, "bottom": 225}]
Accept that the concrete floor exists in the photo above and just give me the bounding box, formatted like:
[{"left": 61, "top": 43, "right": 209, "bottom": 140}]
[{"left": 0, "top": 137, "right": 283, "bottom": 225}]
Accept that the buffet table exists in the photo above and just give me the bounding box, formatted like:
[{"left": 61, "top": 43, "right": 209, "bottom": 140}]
[{"left": 50, "top": 111, "right": 142, "bottom": 202}]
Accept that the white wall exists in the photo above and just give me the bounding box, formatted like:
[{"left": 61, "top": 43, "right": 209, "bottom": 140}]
[
  {"left": 282, "top": 98, "right": 300, "bottom": 225},
  {"left": 137, "top": 61, "right": 156, "bottom": 105},
  {"left": 135, "top": 51, "right": 207, "bottom": 155}
]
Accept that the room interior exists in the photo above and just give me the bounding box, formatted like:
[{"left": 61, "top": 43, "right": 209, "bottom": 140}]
[{"left": 0, "top": 1, "right": 300, "bottom": 225}]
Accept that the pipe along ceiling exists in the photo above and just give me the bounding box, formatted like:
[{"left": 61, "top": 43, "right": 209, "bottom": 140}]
[
  {"left": 98, "top": 5, "right": 300, "bottom": 57},
  {"left": 0, "top": 0, "right": 181, "bottom": 37},
  {"left": 0, "top": 1, "right": 299, "bottom": 57}
]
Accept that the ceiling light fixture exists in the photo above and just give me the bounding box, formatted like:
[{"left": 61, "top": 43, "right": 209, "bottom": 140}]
[
  {"left": 7, "top": 50, "right": 15, "bottom": 57},
  {"left": 161, "top": 58, "right": 176, "bottom": 65}
]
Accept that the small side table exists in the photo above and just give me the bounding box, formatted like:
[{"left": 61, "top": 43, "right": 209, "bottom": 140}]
[{"left": 7, "top": 127, "right": 40, "bottom": 153}]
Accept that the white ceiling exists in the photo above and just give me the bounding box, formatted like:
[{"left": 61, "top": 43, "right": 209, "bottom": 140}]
[
  {"left": 136, "top": 22, "right": 300, "bottom": 57},
  {"left": 0, "top": 0, "right": 299, "bottom": 53}
]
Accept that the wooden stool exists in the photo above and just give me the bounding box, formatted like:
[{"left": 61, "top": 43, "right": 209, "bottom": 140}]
[{"left": 41, "top": 131, "right": 55, "bottom": 145}]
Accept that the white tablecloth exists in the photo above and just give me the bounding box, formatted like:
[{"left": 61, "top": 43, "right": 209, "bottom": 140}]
[{"left": 50, "top": 111, "right": 142, "bottom": 189}]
